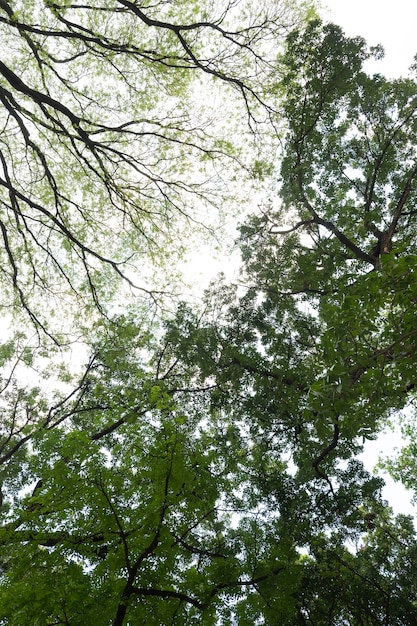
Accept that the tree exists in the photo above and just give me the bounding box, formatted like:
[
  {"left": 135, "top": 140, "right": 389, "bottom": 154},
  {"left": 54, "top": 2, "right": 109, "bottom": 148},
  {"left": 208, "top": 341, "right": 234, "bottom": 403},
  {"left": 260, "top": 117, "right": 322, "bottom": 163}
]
[
  {"left": 294, "top": 513, "right": 417, "bottom": 625},
  {"left": 0, "top": 3, "right": 321, "bottom": 621},
  {"left": 2, "top": 16, "right": 417, "bottom": 626},
  {"left": 0, "top": 0, "right": 311, "bottom": 338},
  {"left": 147, "top": 19, "right": 417, "bottom": 621},
  {"left": 0, "top": 316, "right": 305, "bottom": 625},
  {"left": 233, "top": 20, "right": 417, "bottom": 477}
]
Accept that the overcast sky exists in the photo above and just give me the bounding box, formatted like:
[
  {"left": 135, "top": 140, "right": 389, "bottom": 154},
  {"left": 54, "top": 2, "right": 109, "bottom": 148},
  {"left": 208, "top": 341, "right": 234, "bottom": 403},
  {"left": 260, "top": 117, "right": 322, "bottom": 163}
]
[{"left": 324, "top": 0, "right": 417, "bottom": 78}]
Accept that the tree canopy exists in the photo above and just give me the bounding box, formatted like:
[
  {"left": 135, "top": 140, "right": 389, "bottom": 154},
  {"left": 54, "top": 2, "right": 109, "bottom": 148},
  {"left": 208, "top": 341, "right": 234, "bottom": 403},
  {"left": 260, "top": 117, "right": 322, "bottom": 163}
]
[
  {"left": 0, "top": 9, "right": 417, "bottom": 626},
  {"left": 0, "top": 0, "right": 310, "bottom": 337}
]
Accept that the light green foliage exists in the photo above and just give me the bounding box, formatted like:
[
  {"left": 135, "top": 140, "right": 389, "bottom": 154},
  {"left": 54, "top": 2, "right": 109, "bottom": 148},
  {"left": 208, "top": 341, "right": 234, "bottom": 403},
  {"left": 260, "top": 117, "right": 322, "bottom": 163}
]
[
  {"left": 381, "top": 413, "right": 417, "bottom": 501},
  {"left": 0, "top": 0, "right": 309, "bottom": 337}
]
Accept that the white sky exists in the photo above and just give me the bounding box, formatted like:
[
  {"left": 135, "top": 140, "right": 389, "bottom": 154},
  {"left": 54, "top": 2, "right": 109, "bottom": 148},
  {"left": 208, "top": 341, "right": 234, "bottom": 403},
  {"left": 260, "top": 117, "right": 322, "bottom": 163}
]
[
  {"left": 323, "top": 0, "right": 417, "bottom": 518},
  {"left": 323, "top": 0, "right": 417, "bottom": 78}
]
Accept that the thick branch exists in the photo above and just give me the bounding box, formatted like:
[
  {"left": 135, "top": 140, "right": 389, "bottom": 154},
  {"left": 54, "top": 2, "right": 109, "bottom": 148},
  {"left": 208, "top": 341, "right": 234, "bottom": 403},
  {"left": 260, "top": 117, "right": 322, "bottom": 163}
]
[
  {"left": 131, "top": 586, "right": 204, "bottom": 610},
  {"left": 312, "top": 422, "right": 340, "bottom": 477}
]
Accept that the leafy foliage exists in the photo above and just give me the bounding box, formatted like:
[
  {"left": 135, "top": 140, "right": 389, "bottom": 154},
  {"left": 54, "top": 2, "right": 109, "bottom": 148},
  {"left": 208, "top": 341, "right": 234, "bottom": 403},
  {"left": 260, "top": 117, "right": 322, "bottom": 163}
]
[
  {"left": 0, "top": 0, "right": 310, "bottom": 337},
  {"left": 1, "top": 11, "right": 417, "bottom": 626}
]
